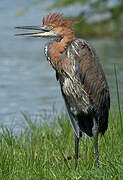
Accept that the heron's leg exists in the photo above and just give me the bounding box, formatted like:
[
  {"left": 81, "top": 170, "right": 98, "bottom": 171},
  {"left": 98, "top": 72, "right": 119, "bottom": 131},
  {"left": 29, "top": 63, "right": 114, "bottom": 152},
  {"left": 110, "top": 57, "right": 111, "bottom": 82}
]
[
  {"left": 92, "top": 118, "right": 99, "bottom": 166},
  {"left": 74, "top": 133, "right": 79, "bottom": 170}
]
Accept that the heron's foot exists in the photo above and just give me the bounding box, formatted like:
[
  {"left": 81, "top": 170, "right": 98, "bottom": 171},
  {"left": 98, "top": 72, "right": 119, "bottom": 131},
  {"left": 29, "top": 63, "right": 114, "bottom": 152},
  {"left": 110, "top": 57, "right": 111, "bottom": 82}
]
[
  {"left": 75, "top": 158, "right": 78, "bottom": 170},
  {"left": 74, "top": 133, "right": 79, "bottom": 170},
  {"left": 95, "top": 153, "right": 99, "bottom": 166}
]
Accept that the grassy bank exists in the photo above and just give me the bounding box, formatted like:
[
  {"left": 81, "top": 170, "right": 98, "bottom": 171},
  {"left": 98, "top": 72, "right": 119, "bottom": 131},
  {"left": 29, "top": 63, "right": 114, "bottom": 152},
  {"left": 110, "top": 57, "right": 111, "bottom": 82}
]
[{"left": 0, "top": 109, "right": 123, "bottom": 180}]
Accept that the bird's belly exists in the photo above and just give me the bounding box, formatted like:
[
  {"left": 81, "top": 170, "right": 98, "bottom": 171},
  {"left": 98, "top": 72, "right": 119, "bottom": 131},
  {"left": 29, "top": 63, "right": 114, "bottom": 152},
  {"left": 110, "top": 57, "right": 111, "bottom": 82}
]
[{"left": 61, "top": 78, "right": 91, "bottom": 116}]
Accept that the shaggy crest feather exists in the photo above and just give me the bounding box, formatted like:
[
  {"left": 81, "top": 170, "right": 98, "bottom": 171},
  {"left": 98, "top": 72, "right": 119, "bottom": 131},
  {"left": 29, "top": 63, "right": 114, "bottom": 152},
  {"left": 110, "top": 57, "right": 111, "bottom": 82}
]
[{"left": 42, "top": 13, "right": 73, "bottom": 28}]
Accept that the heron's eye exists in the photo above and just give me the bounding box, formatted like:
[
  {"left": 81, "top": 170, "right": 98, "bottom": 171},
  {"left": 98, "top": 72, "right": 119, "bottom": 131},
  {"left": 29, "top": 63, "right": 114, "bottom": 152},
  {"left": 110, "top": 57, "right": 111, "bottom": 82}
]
[{"left": 49, "top": 26, "right": 53, "bottom": 30}]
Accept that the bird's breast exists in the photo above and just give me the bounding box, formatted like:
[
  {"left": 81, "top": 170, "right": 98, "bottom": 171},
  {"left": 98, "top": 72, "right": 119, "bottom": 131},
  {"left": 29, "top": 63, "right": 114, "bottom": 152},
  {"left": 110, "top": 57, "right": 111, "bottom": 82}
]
[{"left": 59, "top": 75, "right": 91, "bottom": 116}]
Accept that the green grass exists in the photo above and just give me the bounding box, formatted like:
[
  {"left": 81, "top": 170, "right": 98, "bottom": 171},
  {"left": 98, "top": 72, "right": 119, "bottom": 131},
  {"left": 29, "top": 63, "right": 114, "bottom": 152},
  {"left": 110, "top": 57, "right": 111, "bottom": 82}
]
[{"left": 0, "top": 109, "right": 123, "bottom": 180}]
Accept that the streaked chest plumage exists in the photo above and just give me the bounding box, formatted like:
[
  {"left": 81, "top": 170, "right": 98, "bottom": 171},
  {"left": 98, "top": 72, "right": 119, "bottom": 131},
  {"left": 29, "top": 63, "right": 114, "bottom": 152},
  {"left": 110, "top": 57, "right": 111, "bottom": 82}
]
[{"left": 44, "top": 39, "right": 92, "bottom": 116}]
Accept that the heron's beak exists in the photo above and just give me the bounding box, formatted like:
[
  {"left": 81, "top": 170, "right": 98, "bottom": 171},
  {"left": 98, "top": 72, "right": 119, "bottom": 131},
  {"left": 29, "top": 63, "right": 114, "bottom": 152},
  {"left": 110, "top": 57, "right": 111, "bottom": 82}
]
[{"left": 15, "top": 25, "right": 57, "bottom": 38}]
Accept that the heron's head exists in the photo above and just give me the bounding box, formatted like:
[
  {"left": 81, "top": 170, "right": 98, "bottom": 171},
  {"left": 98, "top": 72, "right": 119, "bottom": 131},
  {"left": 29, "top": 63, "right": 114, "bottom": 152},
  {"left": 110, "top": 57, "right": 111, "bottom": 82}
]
[{"left": 15, "top": 13, "right": 74, "bottom": 39}]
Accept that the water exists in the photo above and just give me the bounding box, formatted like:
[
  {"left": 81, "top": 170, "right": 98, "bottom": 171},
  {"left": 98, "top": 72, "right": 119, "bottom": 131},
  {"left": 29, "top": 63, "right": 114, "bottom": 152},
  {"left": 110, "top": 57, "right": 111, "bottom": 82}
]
[{"left": 0, "top": 1, "right": 123, "bottom": 131}]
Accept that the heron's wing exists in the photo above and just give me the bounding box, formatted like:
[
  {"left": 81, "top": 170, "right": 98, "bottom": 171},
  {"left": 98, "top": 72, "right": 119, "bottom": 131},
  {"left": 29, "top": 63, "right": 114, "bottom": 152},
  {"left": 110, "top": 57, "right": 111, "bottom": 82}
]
[
  {"left": 71, "top": 39, "right": 110, "bottom": 111},
  {"left": 70, "top": 39, "right": 110, "bottom": 134}
]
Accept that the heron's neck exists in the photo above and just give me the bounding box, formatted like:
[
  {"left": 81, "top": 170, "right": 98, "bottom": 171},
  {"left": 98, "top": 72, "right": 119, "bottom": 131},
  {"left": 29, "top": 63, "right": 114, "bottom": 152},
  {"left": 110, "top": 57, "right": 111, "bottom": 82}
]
[
  {"left": 60, "top": 34, "right": 75, "bottom": 52},
  {"left": 50, "top": 32, "right": 75, "bottom": 61}
]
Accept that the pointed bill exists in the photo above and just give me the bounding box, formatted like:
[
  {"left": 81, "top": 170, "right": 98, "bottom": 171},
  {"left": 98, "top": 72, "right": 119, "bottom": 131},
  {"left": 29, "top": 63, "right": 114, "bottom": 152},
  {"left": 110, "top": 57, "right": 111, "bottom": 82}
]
[{"left": 15, "top": 25, "right": 57, "bottom": 38}]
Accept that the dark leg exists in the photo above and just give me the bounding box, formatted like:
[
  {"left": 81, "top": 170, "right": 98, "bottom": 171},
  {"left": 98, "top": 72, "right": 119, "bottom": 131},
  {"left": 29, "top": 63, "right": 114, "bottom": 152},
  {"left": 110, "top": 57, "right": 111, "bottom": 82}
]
[
  {"left": 74, "top": 133, "right": 79, "bottom": 170},
  {"left": 92, "top": 118, "right": 99, "bottom": 166}
]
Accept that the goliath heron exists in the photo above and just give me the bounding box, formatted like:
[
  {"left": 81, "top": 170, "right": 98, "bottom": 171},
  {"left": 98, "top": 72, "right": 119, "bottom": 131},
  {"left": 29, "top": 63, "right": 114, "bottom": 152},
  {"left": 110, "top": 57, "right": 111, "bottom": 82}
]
[{"left": 16, "top": 13, "right": 110, "bottom": 169}]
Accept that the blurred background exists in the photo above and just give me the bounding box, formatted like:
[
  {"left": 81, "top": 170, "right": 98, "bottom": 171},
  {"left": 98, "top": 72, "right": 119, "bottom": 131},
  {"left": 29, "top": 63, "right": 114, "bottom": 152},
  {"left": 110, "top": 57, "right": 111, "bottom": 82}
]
[{"left": 0, "top": 0, "right": 123, "bottom": 133}]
